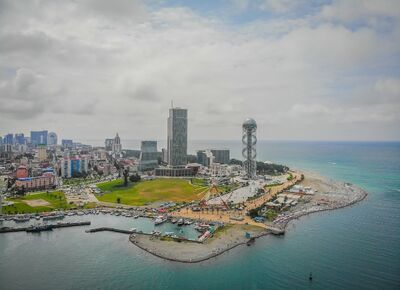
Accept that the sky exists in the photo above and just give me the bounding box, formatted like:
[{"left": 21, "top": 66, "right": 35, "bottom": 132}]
[{"left": 0, "top": 0, "right": 399, "bottom": 142}]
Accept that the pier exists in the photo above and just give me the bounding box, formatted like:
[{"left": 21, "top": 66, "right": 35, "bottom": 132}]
[
  {"left": 85, "top": 227, "right": 134, "bottom": 234},
  {"left": 0, "top": 221, "right": 91, "bottom": 234}
]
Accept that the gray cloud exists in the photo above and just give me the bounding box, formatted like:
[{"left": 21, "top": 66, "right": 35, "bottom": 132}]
[{"left": 0, "top": 0, "right": 399, "bottom": 141}]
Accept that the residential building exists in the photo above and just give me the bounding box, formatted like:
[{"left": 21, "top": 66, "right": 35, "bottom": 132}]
[
  {"left": 210, "top": 149, "right": 230, "bottom": 164},
  {"left": 15, "top": 172, "right": 56, "bottom": 191},
  {"left": 60, "top": 156, "right": 89, "bottom": 178},
  {"left": 197, "top": 150, "right": 214, "bottom": 166},
  {"left": 16, "top": 166, "right": 29, "bottom": 179},
  {"left": 105, "top": 138, "right": 114, "bottom": 151},
  {"left": 38, "top": 145, "right": 47, "bottom": 162},
  {"left": 167, "top": 107, "right": 187, "bottom": 166},
  {"left": 61, "top": 139, "right": 73, "bottom": 149},
  {"left": 48, "top": 132, "right": 58, "bottom": 146}
]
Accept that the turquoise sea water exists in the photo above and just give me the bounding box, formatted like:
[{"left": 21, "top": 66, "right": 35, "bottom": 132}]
[{"left": 0, "top": 141, "right": 399, "bottom": 290}]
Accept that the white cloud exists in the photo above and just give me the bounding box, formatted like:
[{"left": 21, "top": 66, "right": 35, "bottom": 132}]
[
  {"left": 0, "top": 0, "right": 399, "bottom": 141},
  {"left": 320, "top": 0, "right": 400, "bottom": 24}
]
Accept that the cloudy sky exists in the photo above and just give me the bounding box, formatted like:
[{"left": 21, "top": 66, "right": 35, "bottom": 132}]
[{"left": 0, "top": 0, "right": 399, "bottom": 142}]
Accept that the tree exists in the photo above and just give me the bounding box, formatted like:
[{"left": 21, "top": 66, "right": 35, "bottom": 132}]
[
  {"left": 117, "top": 197, "right": 121, "bottom": 204},
  {"left": 123, "top": 168, "right": 129, "bottom": 187},
  {"left": 229, "top": 159, "right": 243, "bottom": 166},
  {"left": 129, "top": 173, "right": 141, "bottom": 183}
]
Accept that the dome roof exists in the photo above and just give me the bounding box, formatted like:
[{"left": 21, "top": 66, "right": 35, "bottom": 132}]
[{"left": 243, "top": 118, "right": 257, "bottom": 129}]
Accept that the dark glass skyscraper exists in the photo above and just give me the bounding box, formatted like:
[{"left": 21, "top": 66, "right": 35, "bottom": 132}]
[
  {"left": 15, "top": 133, "right": 25, "bottom": 145},
  {"left": 31, "top": 130, "right": 48, "bottom": 146},
  {"left": 167, "top": 107, "right": 187, "bottom": 166}
]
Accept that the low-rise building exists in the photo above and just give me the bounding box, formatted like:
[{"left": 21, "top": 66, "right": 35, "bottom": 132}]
[
  {"left": 155, "top": 166, "right": 197, "bottom": 177},
  {"left": 15, "top": 172, "right": 56, "bottom": 191}
]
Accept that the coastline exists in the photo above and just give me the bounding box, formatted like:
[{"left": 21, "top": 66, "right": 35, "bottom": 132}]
[{"left": 128, "top": 172, "right": 368, "bottom": 264}]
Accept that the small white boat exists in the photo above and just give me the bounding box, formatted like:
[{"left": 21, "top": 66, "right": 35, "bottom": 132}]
[{"left": 154, "top": 215, "right": 167, "bottom": 225}]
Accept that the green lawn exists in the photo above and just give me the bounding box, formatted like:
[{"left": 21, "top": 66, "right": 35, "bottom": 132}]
[
  {"left": 96, "top": 178, "right": 207, "bottom": 206},
  {"left": 217, "top": 183, "right": 240, "bottom": 193},
  {"left": 3, "top": 191, "right": 73, "bottom": 214}
]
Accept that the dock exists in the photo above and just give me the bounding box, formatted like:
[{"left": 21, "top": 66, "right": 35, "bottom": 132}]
[
  {"left": 85, "top": 227, "right": 134, "bottom": 234},
  {"left": 0, "top": 221, "right": 91, "bottom": 234}
]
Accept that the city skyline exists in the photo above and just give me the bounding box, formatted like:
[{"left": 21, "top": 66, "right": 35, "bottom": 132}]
[{"left": 0, "top": 0, "right": 399, "bottom": 141}]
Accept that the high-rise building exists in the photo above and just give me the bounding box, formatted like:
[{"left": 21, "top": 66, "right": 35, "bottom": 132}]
[
  {"left": 112, "top": 133, "right": 122, "bottom": 153},
  {"left": 4, "top": 133, "right": 14, "bottom": 144},
  {"left": 167, "top": 107, "right": 188, "bottom": 166},
  {"left": 139, "top": 141, "right": 158, "bottom": 171},
  {"left": 210, "top": 149, "right": 230, "bottom": 164},
  {"left": 48, "top": 132, "right": 58, "bottom": 146},
  {"left": 31, "top": 130, "right": 48, "bottom": 146},
  {"left": 15, "top": 133, "right": 25, "bottom": 145}
]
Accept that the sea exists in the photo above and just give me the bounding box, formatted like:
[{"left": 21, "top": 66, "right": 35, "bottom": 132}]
[{"left": 0, "top": 141, "right": 399, "bottom": 290}]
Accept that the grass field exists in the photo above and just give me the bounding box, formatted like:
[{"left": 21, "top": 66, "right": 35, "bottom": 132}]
[
  {"left": 96, "top": 178, "right": 208, "bottom": 206},
  {"left": 3, "top": 191, "right": 73, "bottom": 214}
]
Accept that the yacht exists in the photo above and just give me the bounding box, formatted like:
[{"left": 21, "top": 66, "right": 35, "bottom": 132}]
[{"left": 154, "top": 216, "right": 167, "bottom": 225}]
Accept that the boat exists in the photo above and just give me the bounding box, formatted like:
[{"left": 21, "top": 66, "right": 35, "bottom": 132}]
[
  {"left": 194, "top": 226, "right": 207, "bottom": 233},
  {"left": 43, "top": 214, "right": 64, "bottom": 221},
  {"left": 194, "top": 223, "right": 209, "bottom": 232},
  {"left": 133, "top": 215, "right": 139, "bottom": 219},
  {"left": 184, "top": 220, "right": 193, "bottom": 225},
  {"left": 130, "top": 228, "right": 137, "bottom": 232},
  {"left": 177, "top": 218, "right": 184, "bottom": 226},
  {"left": 14, "top": 216, "right": 30, "bottom": 223},
  {"left": 26, "top": 224, "right": 53, "bottom": 233},
  {"left": 35, "top": 216, "right": 41, "bottom": 220},
  {"left": 171, "top": 218, "right": 178, "bottom": 224},
  {"left": 154, "top": 216, "right": 167, "bottom": 225}
]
